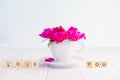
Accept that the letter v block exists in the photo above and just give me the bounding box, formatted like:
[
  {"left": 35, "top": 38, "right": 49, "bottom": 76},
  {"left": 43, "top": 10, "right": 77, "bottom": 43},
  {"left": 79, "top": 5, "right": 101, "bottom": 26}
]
[{"left": 24, "top": 60, "right": 31, "bottom": 68}]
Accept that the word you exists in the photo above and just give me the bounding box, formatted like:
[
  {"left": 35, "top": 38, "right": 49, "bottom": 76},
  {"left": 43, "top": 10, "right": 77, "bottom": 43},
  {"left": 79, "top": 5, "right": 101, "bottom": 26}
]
[
  {"left": 5, "top": 60, "right": 39, "bottom": 68},
  {"left": 86, "top": 61, "right": 108, "bottom": 68}
]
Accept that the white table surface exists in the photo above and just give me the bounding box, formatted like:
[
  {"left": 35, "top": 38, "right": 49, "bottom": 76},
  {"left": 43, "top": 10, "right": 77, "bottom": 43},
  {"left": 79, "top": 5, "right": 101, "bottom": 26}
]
[{"left": 0, "top": 47, "right": 120, "bottom": 80}]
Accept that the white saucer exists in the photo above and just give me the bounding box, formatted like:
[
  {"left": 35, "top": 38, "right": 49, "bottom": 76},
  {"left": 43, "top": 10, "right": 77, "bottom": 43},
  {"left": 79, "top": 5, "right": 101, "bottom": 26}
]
[{"left": 40, "top": 57, "right": 84, "bottom": 68}]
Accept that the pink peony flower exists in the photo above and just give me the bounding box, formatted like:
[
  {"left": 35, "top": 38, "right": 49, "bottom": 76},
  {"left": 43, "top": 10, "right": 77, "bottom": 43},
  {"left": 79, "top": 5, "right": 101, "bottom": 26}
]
[
  {"left": 67, "top": 26, "right": 86, "bottom": 41},
  {"left": 39, "top": 28, "right": 52, "bottom": 39},
  {"left": 50, "top": 26, "right": 67, "bottom": 43},
  {"left": 53, "top": 26, "right": 65, "bottom": 32},
  {"left": 78, "top": 33, "right": 86, "bottom": 39},
  {"left": 68, "top": 26, "right": 78, "bottom": 32},
  {"left": 67, "top": 27, "right": 80, "bottom": 41},
  {"left": 38, "top": 26, "right": 86, "bottom": 43}
]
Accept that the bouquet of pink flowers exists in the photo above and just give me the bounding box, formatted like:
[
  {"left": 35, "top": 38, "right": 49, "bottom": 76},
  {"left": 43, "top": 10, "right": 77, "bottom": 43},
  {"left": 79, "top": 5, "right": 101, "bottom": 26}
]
[{"left": 39, "top": 26, "right": 86, "bottom": 43}]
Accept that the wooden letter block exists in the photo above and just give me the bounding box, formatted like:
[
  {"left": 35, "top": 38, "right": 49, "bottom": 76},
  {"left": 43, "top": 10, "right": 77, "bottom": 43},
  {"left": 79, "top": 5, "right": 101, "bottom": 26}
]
[
  {"left": 94, "top": 61, "right": 100, "bottom": 68},
  {"left": 86, "top": 61, "right": 92, "bottom": 68},
  {"left": 6, "top": 60, "right": 13, "bottom": 68},
  {"left": 15, "top": 61, "right": 22, "bottom": 68},
  {"left": 100, "top": 61, "right": 107, "bottom": 68},
  {"left": 24, "top": 60, "right": 31, "bottom": 68},
  {"left": 32, "top": 60, "right": 39, "bottom": 68}
]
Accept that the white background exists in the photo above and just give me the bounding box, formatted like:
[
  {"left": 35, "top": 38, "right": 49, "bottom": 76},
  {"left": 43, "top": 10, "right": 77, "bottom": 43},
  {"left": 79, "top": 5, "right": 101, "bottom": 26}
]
[{"left": 0, "top": 0, "right": 120, "bottom": 48}]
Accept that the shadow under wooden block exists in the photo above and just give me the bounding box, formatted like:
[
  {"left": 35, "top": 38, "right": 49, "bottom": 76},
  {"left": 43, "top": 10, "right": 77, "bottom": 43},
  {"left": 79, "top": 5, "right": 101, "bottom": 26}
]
[
  {"left": 15, "top": 61, "right": 22, "bottom": 68},
  {"left": 32, "top": 60, "right": 39, "bottom": 68},
  {"left": 6, "top": 60, "right": 13, "bottom": 68},
  {"left": 86, "top": 61, "right": 93, "bottom": 68},
  {"left": 24, "top": 60, "right": 31, "bottom": 68}
]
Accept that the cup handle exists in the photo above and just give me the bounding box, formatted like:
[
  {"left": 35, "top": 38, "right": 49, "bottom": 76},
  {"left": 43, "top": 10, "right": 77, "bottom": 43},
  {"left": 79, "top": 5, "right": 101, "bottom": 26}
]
[{"left": 76, "top": 41, "right": 84, "bottom": 53}]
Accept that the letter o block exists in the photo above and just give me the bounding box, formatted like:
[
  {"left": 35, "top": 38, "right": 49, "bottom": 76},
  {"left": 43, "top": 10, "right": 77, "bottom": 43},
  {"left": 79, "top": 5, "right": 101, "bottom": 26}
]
[
  {"left": 15, "top": 61, "right": 22, "bottom": 68},
  {"left": 94, "top": 62, "right": 100, "bottom": 68}
]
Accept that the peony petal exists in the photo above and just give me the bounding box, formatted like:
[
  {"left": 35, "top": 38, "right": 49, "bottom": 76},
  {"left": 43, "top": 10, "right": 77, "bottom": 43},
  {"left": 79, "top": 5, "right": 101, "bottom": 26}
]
[{"left": 45, "top": 58, "right": 54, "bottom": 62}]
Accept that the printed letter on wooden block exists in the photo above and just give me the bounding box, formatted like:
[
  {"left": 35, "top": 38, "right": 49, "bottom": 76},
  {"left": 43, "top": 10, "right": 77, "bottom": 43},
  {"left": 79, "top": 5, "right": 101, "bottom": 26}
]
[
  {"left": 86, "top": 61, "right": 92, "bottom": 68},
  {"left": 94, "top": 61, "right": 100, "bottom": 68},
  {"left": 100, "top": 61, "right": 107, "bottom": 68},
  {"left": 6, "top": 60, "right": 12, "bottom": 68},
  {"left": 24, "top": 60, "right": 31, "bottom": 68},
  {"left": 15, "top": 61, "right": 22, "bottom": 68},
  {"left": 32, "top": 60, "right": 39, "bottom": 68}
]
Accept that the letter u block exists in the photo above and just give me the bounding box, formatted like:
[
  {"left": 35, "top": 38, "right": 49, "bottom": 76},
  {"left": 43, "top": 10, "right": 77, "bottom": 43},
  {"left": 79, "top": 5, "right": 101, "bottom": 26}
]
[{"left": 100, "top": 61, "right": 107, "bottom": 68}]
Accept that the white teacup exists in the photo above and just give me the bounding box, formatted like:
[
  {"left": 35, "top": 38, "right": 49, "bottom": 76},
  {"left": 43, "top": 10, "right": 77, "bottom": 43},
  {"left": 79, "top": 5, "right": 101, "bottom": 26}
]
[{"left": 49, "top": 40, "right": 84, "bottom": 62}]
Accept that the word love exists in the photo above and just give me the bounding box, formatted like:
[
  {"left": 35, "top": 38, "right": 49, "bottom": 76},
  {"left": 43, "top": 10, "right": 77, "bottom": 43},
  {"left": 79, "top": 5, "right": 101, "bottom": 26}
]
[
  {"left": 5, "top": 60, "right": 39, "bottom": 68},
  {"left": 86, "top": 61, "right": 108, "bottom": 68}
]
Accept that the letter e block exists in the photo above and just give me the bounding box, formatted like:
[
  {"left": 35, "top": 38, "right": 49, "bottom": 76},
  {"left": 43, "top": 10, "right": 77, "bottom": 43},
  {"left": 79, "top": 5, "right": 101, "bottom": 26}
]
[{"left": 32, "top": 60, "right": 39, "bottom": 68}]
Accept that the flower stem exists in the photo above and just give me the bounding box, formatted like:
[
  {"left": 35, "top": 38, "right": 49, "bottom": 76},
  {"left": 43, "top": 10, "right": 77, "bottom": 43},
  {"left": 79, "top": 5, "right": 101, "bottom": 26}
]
[{"left": 41, "top": 39, "right": 48, "bottom": 42}]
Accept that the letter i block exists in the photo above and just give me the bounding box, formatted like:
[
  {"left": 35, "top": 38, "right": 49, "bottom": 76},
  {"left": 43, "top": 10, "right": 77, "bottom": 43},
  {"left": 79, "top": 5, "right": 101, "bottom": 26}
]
[
  {"left": 100, "top": 61, "right": 108, "bottom": 68},
  {"left": 32, "top": 60, "right": 39, "bottom": 68},
  {"left": 24, "top": 60, "right": 31, "bottom": 68},
  {"left": 15, "top": 61, "right": 22, "bottom": 68},
  {"left": 6, "top": 60, "right": 13, "bottom": 68},
  {"left": 86, "top": 61, "right": 93, "bottom": 68}
]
